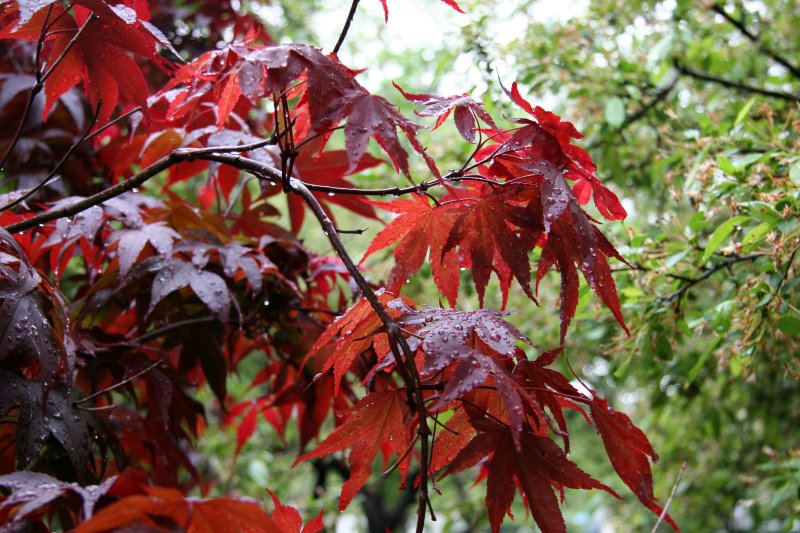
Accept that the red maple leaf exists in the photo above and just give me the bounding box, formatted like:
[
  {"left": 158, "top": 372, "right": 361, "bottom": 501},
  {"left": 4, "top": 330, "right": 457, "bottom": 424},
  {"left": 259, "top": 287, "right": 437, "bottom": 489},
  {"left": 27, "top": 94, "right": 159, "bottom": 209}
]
[
  {"left": 443, "top": 182, "right": 538, "bottom": 307},
  {"left": 73, "top": 486, "right": 281, "bottom": 533},
  {"left": 266, "top": 489, "right": 324, "bottom": 533},
  {"left": 590, "top": 396, "right": 679, "bottom": 531},
  {"left": 361, "top": 194, "right": 459, "bottom": 303},
  {"left": 1, "top": 1, "right": 174, "bottom": 125},
  {"left": 502, "top": 82, "right": 627, "bottom": 220},
  {"left": 294, "top": 388, "right": 414, "bottom": 511},
  {"left": 440, "top": 413, "right": 618, "bottom": 533},
  {"left": 393, "top": 82, "right": 497, "bottom": 143}
]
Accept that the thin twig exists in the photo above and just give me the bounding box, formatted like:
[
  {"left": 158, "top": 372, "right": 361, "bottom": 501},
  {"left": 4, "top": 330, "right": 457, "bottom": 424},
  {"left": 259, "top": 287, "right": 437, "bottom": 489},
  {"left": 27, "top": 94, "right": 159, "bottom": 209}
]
[
  {"left": 650, "top": 461, "right": 687, "bottom": 533},
  {"left": 1, "top": 100, "right": 103, "bottom": 214},
  {"left": 83, "top": 106, "right": 143, "bottom": 143},
  {"left": 39, "top": 14, "right": 96, "bottom": 86},
  {"left": 332, "top": 0, "right": 361, "bottom": 55},
  {"left": 290, "top": 177, "right": 433, "bottom": 533},
  {"left": 73, "top": 360, "right": 161, "bottom": 405}
]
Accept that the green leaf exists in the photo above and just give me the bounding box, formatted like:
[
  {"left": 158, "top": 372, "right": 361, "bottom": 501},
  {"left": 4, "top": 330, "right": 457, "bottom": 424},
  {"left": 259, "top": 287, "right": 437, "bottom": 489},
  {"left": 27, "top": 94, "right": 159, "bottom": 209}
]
[
  {"left": 604, "top": 97, "right": 625, "bottom": 128},
  {"left": 776, "top": 315, "right": 800, "bottom": 336},
  {"left": 700, "top": 215, "right": 750, "bottom": 264},
  {"left": 686, "top": 336, "right": 722, "bottom": 385},
  {"left": 717, "top": 155, "right": 737, "bottom": 176},
  {"left": 789, "top": 163, "right": 800, "bottom": 184},
  {"left": 741, "top": 222, "right": 773, "bottom": 249},
  {"left": 734, "top": 97, "right": 756, "bottom": 127}
]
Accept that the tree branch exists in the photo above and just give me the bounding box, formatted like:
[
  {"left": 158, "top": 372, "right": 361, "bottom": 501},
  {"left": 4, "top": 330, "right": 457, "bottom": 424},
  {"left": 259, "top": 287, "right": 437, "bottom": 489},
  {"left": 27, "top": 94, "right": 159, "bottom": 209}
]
[
  {"left": 289, "top": 177, "right": 433, "bottom": 533},
  {"left": 710, "top": 3, "right": 800, "bottom": 80},
  {"left": 663, "top": 253, "right": 766, "bottom": 302},
  {"left": 675, "top": 61, "right": 800, "bottom": 103}
]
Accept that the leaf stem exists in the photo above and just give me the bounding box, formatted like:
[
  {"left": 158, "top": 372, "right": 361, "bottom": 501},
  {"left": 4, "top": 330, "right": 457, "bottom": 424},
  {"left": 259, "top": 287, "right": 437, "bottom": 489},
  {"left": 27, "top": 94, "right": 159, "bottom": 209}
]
[
  {"left": 649, "top": 461, "right": 687, "bottom": 533},
  {"left": 73, "top": 360, "right": 161, "bottom": 405}
]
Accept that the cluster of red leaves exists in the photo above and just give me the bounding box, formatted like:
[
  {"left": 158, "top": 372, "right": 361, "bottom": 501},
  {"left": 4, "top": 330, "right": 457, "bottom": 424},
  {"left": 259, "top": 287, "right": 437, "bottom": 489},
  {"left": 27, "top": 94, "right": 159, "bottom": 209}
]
[{"left": 0, "top": 0, "right": 677, "bottom": 532}]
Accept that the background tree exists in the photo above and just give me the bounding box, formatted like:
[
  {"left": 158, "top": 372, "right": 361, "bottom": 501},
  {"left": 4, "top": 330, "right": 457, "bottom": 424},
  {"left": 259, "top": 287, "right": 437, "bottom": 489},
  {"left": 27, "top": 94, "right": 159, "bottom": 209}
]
[{"left": 0, "top": 1, "right": 681, "bottom": 532}]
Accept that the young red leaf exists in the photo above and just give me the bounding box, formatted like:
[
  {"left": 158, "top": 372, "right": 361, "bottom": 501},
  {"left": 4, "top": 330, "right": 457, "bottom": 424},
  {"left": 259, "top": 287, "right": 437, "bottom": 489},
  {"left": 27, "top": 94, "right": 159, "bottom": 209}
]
[
  {"left": 393, "top": 83, "right": 497, "bottom": 142},
  {"left": 294, "top": 388, "right": 413, "bottom": 511},
  {"left": 590, "top": 397, "right": 679, "bottom": 531},
  {"left": 266, "top": 489, "right": 324, "bottom": 533}
]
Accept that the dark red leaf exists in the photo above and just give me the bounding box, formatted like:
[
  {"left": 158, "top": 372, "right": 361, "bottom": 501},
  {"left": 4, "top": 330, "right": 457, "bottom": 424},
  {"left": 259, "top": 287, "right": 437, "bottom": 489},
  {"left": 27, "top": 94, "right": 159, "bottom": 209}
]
[
  {"left": 295, "top": 388, "right": 413, "bottom": 511},
  {"left": 590, "top": 396, "right": 679, "bottom": 531}
]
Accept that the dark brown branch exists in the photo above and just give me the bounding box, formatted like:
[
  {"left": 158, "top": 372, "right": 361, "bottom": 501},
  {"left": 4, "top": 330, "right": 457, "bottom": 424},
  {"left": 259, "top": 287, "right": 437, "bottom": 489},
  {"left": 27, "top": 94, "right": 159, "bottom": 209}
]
[
  {"left": 289, "top": 177, "right": 433, "bottom": 533},
  {"left": 663, "top": 253, "right": 766, "bottom": 302},
  {"left": 710, "top": 3, "right": 800, "bottom": 80},
  {"left": 5, "top": 152, "right": 183, "bottom": 234},
  {"left": 675, "top": 61, "right": 800, "bottom": 103},
  {"left": 622, "top": 72, "right": 681, "bottom": 127},
  {"left": 332, "top": 0, "right": 361, "bottom": 55}
]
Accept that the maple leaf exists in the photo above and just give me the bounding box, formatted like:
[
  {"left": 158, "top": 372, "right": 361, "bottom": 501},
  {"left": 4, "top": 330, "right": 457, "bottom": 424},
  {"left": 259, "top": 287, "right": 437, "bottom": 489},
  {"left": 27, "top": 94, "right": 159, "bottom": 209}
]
[
  {"left": 443, "top": 182, "right": 538, "bottom": 307},
  {"left": 161, "top": 42, "right": 439, "bottom": 179},
  {"left": 110, "top": 222, "right": 180, "bottom": 279},
  {"left": 489, "top": 156, "right": 628, "bottom": 340},
  {"left": 0, "top": 371, "right": 112, "bottom": 484},
  {"left": 0, "top": 228, "right": 67, "bottom": 388},
  {"left": 394, "top": 82, "right": 497, "bottom": 143},
  {"left": 441, "top": 414, "right": 618, "bottom": 533},
  {"left": 361, "top": 194, "right": 459, "bottom": 303},
  {"left": 305, "top": 289, "right": 403, "bottom": 394},
  {"left": 590, "top": 396, "right": 679, "bottom": 531},
  {"left": 73, "top": 486, "right": 281, "bottom": 533},
  {"left": 502, "top": 82, "right": 627, "bottom": 220},
  {"left": 397, "top": 306, "right": 532, "bottom": 443},
  {"left": 0, "top": 471, "right": 116, "bottom": 524},
  {"left": 148, "top": 258, "right": 232, "bottom": 322},
  {"left": 295, "top": 388, "right": 413, "bottom": 510},
  {"left": 1, "top": 1, "right": 175, "bottom": 125},
  {"left": 266, "top": 489, "right": 324, "bottom": 533},
  {"left": 343, "top": 90, "right": 439, "bottom": 179}
]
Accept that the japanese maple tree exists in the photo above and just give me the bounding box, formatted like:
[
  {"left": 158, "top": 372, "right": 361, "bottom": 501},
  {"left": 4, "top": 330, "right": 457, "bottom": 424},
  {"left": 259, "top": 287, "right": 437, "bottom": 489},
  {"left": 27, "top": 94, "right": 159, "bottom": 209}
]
[{"left": 0, "top": 0, "right": 677, "bottom": 531}]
